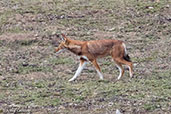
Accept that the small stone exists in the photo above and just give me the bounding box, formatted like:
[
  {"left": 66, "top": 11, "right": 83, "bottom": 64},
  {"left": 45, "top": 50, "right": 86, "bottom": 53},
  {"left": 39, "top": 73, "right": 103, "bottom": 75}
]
[
  {"left": 58, "top": 105, "right": 65, "bottom": 110},
  {"left": 148, "top": 7, "right": 154, "bottom": 9}
]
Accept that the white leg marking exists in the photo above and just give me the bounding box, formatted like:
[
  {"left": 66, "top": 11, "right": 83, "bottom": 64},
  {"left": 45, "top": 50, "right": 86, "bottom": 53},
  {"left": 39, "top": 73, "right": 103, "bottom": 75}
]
[
  {"left": 128, "top": 66, "right": 133, "bottom": 78},
  {"left": 96, "top": 69, "right": 104, "bottom": 80},
  {"left": 81, "top": 56, "right": 89, "bottom": 61},
  {"left": 116, "top": 65, "right": 122, "bottom": 80},
  {"left": 69, "top": 62, "right": 87, "bottom": 82}
]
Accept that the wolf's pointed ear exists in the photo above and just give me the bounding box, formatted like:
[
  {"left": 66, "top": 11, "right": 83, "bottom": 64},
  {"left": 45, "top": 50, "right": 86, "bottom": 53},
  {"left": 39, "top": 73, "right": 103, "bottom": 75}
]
[{"left": 61, "top": 33, "right": 68, "bottom": 41}]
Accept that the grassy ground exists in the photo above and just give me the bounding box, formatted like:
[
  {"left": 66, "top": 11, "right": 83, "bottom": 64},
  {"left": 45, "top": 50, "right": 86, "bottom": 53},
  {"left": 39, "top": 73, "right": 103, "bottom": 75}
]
[{"left": 0, "top": 0, "right": 171, "bottom": 113}]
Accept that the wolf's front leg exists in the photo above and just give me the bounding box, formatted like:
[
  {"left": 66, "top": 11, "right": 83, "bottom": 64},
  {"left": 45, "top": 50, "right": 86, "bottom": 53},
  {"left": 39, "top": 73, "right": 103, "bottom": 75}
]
[
  {"left": 91, "top": 59, "right": 104, "bottom": 80},
  {"left": 69, "top": 59, "right": 87, "bottom": 82}
]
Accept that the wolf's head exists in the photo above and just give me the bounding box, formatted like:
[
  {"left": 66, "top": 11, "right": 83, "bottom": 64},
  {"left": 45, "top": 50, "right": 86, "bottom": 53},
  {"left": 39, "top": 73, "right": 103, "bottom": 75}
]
[{"left": 55, "top": 34, "right": 70, "bottom": 54}]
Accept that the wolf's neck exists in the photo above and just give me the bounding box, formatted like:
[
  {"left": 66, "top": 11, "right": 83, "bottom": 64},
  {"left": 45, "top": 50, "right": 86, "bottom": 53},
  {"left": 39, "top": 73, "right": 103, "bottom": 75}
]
[
  {"left": 70, "top": 39, "right": 84, "bottom": 45},
  {"left": 67, "top": 44, "right": 82, "bottom": 56}
]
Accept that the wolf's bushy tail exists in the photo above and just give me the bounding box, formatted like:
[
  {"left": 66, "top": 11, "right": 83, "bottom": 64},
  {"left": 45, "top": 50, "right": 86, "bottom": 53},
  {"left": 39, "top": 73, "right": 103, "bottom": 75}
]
[
  {"left": 122, "top": 43, "right": 131, "bottom": 62},
  {"left": 123, "top": 54, "right": 131, "bottom": 62}
]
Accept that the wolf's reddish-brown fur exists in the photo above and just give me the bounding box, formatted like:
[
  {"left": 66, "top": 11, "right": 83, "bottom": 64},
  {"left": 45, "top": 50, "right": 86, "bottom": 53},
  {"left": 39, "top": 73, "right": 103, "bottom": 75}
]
[{"left": 56, "top": 34, "right": 133, "bottom": 81}]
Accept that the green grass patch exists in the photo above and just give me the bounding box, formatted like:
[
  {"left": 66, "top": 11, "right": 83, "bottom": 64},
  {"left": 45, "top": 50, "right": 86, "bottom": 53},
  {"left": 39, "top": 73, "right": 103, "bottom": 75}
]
[
  {"left": 143, "top": 103, "right": 158, "bottom": 111},
  {"left": 12, "top": 89, "right": 60, "bottom": 106},
  {"left": 48, "top": 57, "right": 74, "bottom": 65},
  {"left": 7, "top": 27, "right": 24, "bottom": 34},
  {"left": 135, "top": 1, "right": 167, "bottom": 14},
  {"left": 17, "top": 64, "right": 52, "bottom": 74},
  {"left": 12, "top": 40, "right": 38, "bottom": 46}
]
